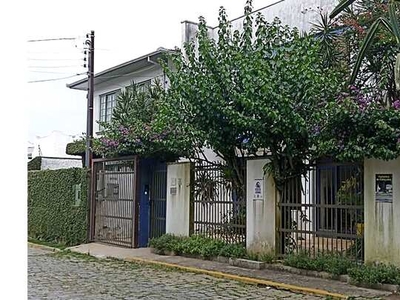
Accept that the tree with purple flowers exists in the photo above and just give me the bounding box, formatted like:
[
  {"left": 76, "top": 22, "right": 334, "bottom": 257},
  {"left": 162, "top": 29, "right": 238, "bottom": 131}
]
[{"left": 94, "top": 79, "right": 186, "bottom": 160}]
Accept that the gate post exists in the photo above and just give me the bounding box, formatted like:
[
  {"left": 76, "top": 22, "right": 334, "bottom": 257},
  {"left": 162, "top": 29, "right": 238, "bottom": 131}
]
[
  {"left": 246, "top": 158, "right": 277, "bottom": 255},
  {"left": 364, "top": 157, "right": 400, "bottom": 267}
]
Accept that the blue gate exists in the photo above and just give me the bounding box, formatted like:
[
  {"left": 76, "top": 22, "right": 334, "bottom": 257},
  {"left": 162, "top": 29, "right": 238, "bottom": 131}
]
[{"left": 138, "top": 159, "right": 167, "bottom": 247}]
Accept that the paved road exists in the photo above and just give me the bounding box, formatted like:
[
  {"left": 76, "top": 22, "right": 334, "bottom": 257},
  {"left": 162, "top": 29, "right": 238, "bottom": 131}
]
[{"left": 28, "top": 247, "right": 325, "bottom": 300}]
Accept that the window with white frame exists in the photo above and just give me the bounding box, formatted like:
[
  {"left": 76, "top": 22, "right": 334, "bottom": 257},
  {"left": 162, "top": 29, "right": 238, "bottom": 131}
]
[{"left": 99, "top": 91, "right": 118, "bottom": 124}]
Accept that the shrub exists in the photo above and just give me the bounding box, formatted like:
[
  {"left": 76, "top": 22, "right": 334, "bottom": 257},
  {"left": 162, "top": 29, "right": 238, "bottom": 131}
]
[
  {"left": 148, "top": 234, "right": 183, "bottom": 253},
  {"left": 284, "top": 252, "right": 356, "bottom": 276},
  {"left": 28, "top": 168, "right": 89, "bottom": 246},
  {"left": 149, "top": 234, "right": 247, "bottom": 259},
  {"left": 348, "top": 263, "right": 400, "bottom": 285}
]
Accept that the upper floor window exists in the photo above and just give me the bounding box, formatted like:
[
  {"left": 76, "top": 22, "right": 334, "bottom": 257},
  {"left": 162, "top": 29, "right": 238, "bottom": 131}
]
[
  {"left": 137, "top": 79, "right": 151, "bottom": 92},
  {"left": 99, "top": 91, "right": 118, "bottom": 124}
]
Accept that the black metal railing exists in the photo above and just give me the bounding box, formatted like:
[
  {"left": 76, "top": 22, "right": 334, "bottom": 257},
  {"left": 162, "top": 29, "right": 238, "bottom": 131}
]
[
  {"left": 278, "top": 162, "right": 364, "bottom": 261},
  {"left": 191, "top": 161, "right": 246, "bottom": 244}
]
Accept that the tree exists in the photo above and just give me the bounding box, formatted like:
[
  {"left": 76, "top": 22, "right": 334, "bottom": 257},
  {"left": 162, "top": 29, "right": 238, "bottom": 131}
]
[
  {"left": 95, "top": 79, "right": 184, "bottom": 161},
  {"left": 161, "top": 0, "right": 343, "bottom": 190}
]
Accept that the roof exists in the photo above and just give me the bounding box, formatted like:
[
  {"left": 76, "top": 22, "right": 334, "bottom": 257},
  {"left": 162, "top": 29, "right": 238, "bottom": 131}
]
[{"left": 67, "top": 47, "right": 176, "bottom": 91}]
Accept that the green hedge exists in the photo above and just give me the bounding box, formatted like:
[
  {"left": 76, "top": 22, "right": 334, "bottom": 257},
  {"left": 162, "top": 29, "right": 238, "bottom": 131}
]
[
  {"left": 66, "top": 140, "right": 86, "bottom": 156},
  {"left": 28, "top": 168, "right": 89, "bottom": 246},
  {"left": 28, "top": 156, "right": 42, "bottom": 171}
]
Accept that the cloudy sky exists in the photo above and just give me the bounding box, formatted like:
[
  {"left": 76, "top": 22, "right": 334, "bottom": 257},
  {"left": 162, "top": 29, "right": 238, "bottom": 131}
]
[{"left": 25, "top": 0, "right": 277, "bottom": 142}]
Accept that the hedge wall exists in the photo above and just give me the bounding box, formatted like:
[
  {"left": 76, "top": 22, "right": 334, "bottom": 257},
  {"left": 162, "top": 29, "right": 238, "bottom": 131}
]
[
  {"left": 28, "top": 156, "right": 42, "bottom": 171},
  {"left": 28, "top": 168, "right": 89, "bottom": 246}
]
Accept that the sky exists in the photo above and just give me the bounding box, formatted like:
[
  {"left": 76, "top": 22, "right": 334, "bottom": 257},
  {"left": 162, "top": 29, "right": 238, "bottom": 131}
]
[{"left": 25, "top": 0, "right": 277, "bottom": 143}]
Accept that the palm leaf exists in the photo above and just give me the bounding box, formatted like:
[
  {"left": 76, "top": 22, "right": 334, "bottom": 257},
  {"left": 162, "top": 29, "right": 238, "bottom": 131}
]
[
  {"left": 329, "top": 0, "right": 356, "bottom": 19},
  {"left": 350, "top": 18, "right": 394, "bottom": 84},
  {"left": 389, "top": 2, "right": 400, "bottom": 43}
]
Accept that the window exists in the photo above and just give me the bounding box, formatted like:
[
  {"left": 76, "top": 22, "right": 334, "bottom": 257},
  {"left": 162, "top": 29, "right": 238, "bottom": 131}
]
[
  {"left": 137, "top": 79, "right": 151, "bottom": 92},
  {"left": 99, "top": 91, "right": 118, "bottom": 124}
]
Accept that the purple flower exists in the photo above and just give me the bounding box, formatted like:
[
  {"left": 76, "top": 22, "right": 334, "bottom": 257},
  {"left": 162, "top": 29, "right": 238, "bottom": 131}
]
[
  {"left": 119, "top": 125, "right": 129, "bottom": 135},
  {"left": 392, "top": 100, "right": 400, "bottom": 110},
  {"left": 100, "top": 137, "right": 119, "bottom": 148}
]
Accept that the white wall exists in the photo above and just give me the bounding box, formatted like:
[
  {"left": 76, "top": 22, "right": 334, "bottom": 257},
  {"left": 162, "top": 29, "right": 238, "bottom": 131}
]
[
  {"left": 182, "top": 0, "right": 337, "bottom": 46},
  {"left": 166, "top": 162, "right": 192, "bottom": 236},
  {"left": 40, "top": 157, "right": 82, "bottom": 170},
  {"left": 32, "top": 130, "right": 81, "bottom": 159},
  {"left": 364, "top": 158, "right": 400, "bottom": 267}
]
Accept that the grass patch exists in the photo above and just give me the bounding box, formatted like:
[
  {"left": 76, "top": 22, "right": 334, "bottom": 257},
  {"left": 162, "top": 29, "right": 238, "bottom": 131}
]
[
  {"left": 348, "top": 263, "right": 400, "bottom": 285},
  {"left": 28, "top": 237, "right": 68, "bottom": 250}
]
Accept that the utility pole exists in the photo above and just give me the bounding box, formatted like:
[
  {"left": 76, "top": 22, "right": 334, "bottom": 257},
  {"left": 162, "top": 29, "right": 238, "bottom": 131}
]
[{"left": 85, "top": 30, "right": 95, "bottom": 168}]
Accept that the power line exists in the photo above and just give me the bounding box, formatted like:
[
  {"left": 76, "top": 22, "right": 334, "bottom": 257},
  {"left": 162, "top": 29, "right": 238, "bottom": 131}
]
[
  {"left": 27, "top": 73, "right": 86, "bottom": 83},
  {"left": 28, "top": 65, "right": 84, "bottom": 69},
  {"left": 29, "top": 70, "right": 82, "bottom": 74},
  {"left": 27, "top": 37, "right": 77, "bottom": 42},
  {"left": 27, "top": 58, "right": 82, "bottom": 61}
]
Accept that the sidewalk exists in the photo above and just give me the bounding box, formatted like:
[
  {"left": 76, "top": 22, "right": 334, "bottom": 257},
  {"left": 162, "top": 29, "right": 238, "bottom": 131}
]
[{"left": 66, "top": 242, "right": 396, "bottom": 299}]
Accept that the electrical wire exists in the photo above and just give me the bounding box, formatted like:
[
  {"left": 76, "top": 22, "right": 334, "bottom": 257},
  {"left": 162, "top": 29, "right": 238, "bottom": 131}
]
[
  {"left": 27, "top": 58, "right": 83, "bottom": 61},
  {"left": 28, "top": 73, "right": 86, "bottom": 83},
  {"left": 29, "top": 70, "right": 83, "bottom": 74},
  {"left": 27, "top": 37, "right": 79, "bottom": 42},
  {"left": 28, "top": 65, "right": 84, "bottom": 69}
]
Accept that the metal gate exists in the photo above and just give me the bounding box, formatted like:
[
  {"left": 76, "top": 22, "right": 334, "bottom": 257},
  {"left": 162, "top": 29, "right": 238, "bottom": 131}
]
[
  {"left": 191, "top": 161, "right": 246, "bottom": 244},
  {"left": 277, "top": 161, "right": 364, "bottom": 261},
  {"left": 150, "top": 163, "right": 167, "bottom": 239},
  {"left": 90, "top": 156, "right": 138, "bottom": 248}
]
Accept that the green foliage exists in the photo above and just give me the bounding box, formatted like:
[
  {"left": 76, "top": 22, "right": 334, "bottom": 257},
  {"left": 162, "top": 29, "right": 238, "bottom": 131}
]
[
  {"left": 28, "top": 168, "right": 89, "bottom": 246},
  {"left": 66, "top": 139, "right": 86, "bottom": 156},
  {"left": 283, "top": 252, "right": 357, "bottom": 276},
  {"left": 315, "top": 93, "right": 400, "bottom": 162},
  {"left": 328, "top": 0, "right": 400, "bottom": 103},
  {"left": 245, "top": 251, "right": 276, "bottom": 263},
  {"left": 95, "top": 79, "right": 183, "bottom": 161},
  {"left": 348, "top": 263, "right": 400, "bottom": 285},
  {"left": 163, "top": 1, "right": 343, "bottom": 189},
  {"left": 28, "top": 156, "right": 42, "bottom": 171},
  {"left": 148, "top": 234, "right": 246, "bottom": 259}
]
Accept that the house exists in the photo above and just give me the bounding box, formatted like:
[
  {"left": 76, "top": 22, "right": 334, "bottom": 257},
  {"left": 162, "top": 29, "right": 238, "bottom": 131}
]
[
  {"left": 27, "top": 141, "right": 34, "bottom": 161},
  {"left": 64, "top": 0, "right": 398, "bottom": 266},
  {"left": 65, "top": 0, "right": 342, "bottom": 250},
  {"left": 31, "top": 130, "right": 81, "bottom": 159},
  {"left": 27, "top": 131, "right": 83, "bottom": 170},
  {"left": 67, "top": 47, "right": 173, "bottom": 136}
]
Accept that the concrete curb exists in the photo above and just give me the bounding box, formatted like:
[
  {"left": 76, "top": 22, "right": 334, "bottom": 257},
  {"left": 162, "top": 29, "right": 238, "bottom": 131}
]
[
  {"left": 28, "top": 242, "right": 62, "bottom": 252},
  {"left": 122, "top": 256, "right": 349, "bottom": 299}
]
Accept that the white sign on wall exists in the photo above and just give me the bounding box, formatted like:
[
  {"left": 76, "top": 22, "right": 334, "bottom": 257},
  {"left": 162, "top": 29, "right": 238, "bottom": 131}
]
[{"left": 253, "top": 179, "right": 263, "bottom": 201}]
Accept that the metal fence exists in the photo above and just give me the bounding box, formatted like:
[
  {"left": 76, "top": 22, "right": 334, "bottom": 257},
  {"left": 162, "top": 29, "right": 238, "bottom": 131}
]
[
  {"left": 91, "top": 157, "right": 137, "bottom": 248},
  {"left": 277, "top": 162, "right": 364, "bottom": 261},
  {"left": 191, "top": 160, "right": 246, "bottom": 244}
]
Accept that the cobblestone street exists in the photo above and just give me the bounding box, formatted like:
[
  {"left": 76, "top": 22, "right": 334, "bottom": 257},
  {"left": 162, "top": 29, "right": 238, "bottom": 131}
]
[{"left": 28, "top": 247, "right": 324, "bottom": 300}]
